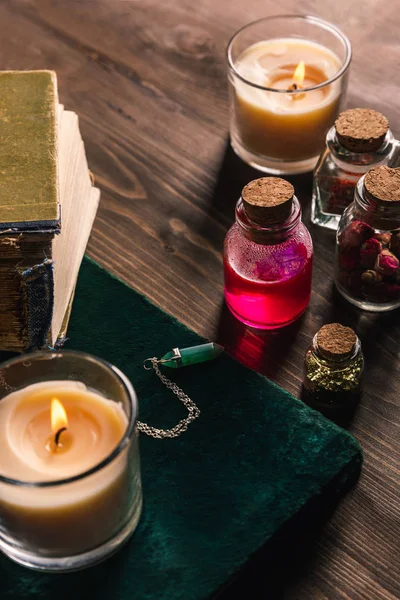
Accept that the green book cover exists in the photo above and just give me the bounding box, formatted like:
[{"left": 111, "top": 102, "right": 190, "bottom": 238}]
[{"left": 0, "top": 70, "right": 59, "bottom": 227}]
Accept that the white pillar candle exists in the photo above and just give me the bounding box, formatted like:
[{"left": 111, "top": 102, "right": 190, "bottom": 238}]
[
  {"left": 0, "top": 380, "right": 137, "bottom": 557},
  {"left": 233, "top": 38, "right": 342, "bottom": 161}
]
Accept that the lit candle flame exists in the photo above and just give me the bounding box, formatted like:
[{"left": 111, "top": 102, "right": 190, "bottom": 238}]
[
  {"left": 51, "top": 397, "right": 68, "bottom": 434},
  {"left": 292, "top": 60, "right": 305, "bottom": 88}
]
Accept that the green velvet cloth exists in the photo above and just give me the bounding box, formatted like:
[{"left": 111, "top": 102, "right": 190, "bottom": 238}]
[{"left": 0, "top": 258, "right": 362, "bottom": 599}]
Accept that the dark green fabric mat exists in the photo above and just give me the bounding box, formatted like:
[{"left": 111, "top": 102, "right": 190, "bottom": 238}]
[{"left": 1, "top": 258, "right": 362, "bottom": 600}]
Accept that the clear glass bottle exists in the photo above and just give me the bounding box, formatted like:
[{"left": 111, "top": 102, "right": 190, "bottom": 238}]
[
  {"left": 303, "top": 323, "right": 363, "bottom": 414},
  {"left": 223, "top": 177, "right": 313, "bottom": 329},
  {"left": 312, "top": 108, "right": 398, "bottom": 230},
  {"left": 335, "top": 166, "right": 400, "bottom": 311}
]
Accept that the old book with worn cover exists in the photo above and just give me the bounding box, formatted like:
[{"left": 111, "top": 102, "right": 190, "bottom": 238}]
[{"left": 0, "top": 70, "right": 99, "bottom": 352}]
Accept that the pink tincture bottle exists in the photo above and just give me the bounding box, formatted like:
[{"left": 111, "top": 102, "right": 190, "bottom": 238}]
[{"left": 224, "top": 177, "right": 313, "bottom": 329}]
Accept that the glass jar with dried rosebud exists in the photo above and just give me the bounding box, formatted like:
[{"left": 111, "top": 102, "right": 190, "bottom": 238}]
[
  {"left": 224, "top": 177, "right": 313, "bottom": 329},
  {"left": 335, "top": 165, "right": 400, "bottom": 311},
  {"left": 312, "top": 108, "right": 398, "bottom": 231}
]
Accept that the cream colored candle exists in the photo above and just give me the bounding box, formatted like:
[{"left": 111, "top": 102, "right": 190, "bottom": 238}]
[
  {"left": 233, "top": 38, "right": 342, "bottom": 161},
  {"left": 0, "top": 381, "right": 137, "bottom": 556}
]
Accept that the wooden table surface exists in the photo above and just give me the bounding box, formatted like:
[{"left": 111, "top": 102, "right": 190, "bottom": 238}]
[{"left": 2, "top": 1, "right": 399, "bottom": 598}]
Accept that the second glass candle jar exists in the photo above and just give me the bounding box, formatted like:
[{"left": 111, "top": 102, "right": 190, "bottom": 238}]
[
  {"left": 227, "top": 15, "right": 351, "bottom": 175},
  {"left": 224, "top": 177, "right": 313, "bottom": 329}
]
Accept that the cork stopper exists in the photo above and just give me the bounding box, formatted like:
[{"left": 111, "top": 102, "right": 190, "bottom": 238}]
[
  {"left": 316, "top": 323, "right": 357, "bottom": 360},
  {"left": 335, "top": 108, "right": 388, "bottom": 153},
  {"left": 241, "top": 177, "right": 294, "bottom": 226},
  {"left": 364, "top": 166, "right": 400, "bottom": 205}
]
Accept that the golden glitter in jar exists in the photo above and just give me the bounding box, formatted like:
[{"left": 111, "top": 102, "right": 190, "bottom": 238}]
[{"left": 302, "top": 323, "right": 363, "bottom": 418}]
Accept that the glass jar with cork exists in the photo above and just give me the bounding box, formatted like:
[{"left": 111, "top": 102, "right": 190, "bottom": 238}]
[
  {"left": 303, "top": 323, "right": 364, "bottom": 416},
  {"left": 223, "top": 177, "right": 313, "bottom": 329},
  {"left": 312, "top": 108, "right": 398, "bottom": 230},
  {"left": 335, "top": 166, "right": 400, "bottom": 311}
]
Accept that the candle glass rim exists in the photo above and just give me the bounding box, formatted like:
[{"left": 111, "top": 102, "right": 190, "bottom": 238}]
[
  {"left": 0, "top": 350, "right": 137, "bottom": 488},
  {"left": 226, "top": 14, "right": 352, "bottom": 94}
]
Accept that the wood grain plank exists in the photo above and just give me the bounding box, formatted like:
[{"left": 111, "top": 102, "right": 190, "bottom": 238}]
[{"left": 1, "top": 1, "right": 399, "bottom": 598}]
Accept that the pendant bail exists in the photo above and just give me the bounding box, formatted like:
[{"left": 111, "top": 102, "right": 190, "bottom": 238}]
[
  {"left": 143, "top": 357, "right": 157, "bottom": 371},
  {"left": 159, "top": 348, "right": 182, "bottom": 367},
  {"left": 143, "top": 348, "right": 182, "bottom": 370}
]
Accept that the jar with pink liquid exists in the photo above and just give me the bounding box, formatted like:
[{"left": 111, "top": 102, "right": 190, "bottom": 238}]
[{"left": 223, "top": 177, "right": 313, "bottom": 329}]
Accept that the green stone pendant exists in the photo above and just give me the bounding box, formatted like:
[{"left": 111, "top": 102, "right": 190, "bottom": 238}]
[{"left": 158, "top": 343, "right": 224, "bottom": 368}]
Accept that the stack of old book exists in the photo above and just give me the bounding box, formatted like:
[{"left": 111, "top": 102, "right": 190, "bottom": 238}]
[{"left": 0, "top": 70, "right": 99, "bottom": 352}]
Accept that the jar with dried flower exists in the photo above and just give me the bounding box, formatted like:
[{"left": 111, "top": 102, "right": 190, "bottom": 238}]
[{"left": 334, "top": 166, "right": 400, "bottom": 311}]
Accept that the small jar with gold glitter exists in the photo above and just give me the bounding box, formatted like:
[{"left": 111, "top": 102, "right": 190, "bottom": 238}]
[{"left": 303, "top": 323, "right": 363, "bottom": 415}]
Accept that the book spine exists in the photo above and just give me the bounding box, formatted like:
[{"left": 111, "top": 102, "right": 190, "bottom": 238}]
[
  {"left": 0, "top": 234, "right": 54, "bottom": 352},
  {"left": 18, "top": 259, "right": 54, "bottom": 351}
]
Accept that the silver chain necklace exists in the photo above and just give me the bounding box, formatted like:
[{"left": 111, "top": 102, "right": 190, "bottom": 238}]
[{"left": 137, "top": 357, "right": 200, "bottom": 439}]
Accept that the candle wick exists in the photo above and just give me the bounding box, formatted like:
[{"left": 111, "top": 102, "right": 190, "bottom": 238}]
[
  {"left": 287, "top": 83, "right": 298, "bottom": 92},
  {"left": 54, "top": 427, "right": 67, "bottom": 447}
]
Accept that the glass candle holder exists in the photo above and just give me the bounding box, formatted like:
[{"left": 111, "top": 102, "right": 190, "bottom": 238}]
[
  {"left": 0, "top": 350, "right": 142, "bottom": 572},
  {"left": 227, "top": 15, "right": 351, "bottom": 175}
]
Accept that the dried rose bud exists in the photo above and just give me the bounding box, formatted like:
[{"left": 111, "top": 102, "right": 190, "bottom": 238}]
[
  {"left": 339, "top": 220, "right": 374, "bottom": 250},
  {"left": 338, "top": 248, "right": 358, "bottom": 270},
  {"left": 361, "top": 270, "right": 383, "bottom": 285},
  {"left": 360, "top": 238, "right": 382, "bottom": 268},
  {"left": 375, "top": 249, "right": 400, "bottom": 277},
  {"left": 376, "top": 232, "right": 392, "bottom": 246},
  {"left": 389, "top": 231, "right": 400, "bottom": 258}
]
